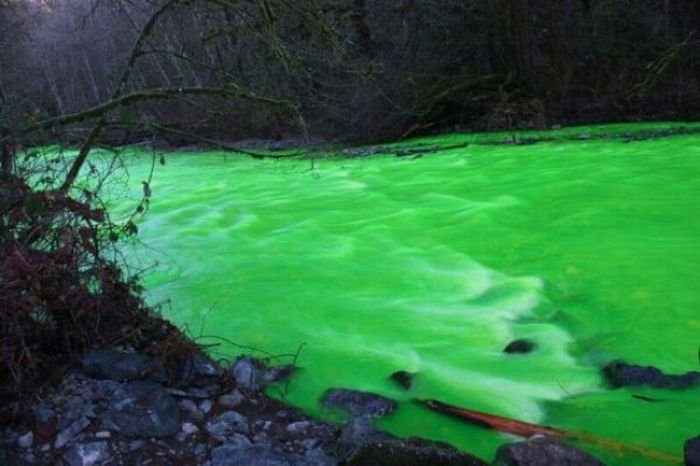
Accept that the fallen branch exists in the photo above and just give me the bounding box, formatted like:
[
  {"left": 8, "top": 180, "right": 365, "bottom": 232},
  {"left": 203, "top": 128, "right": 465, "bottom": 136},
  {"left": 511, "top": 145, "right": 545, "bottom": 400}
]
[{"left": 422, "top": 398, "right": 681, "bottom": 464}]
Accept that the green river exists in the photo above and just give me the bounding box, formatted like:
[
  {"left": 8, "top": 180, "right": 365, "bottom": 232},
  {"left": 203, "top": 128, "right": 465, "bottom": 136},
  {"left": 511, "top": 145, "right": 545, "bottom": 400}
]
[{"left": 107, "top": 122, "right": 699, "bottom": 465}]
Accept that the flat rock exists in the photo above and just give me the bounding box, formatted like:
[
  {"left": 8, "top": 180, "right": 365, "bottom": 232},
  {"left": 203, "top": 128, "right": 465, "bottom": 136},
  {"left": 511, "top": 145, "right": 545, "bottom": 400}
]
[
  {"left": 218, "top": 391, "right": 244, "bottom": 409},
  {"left": 62, "top": 441, "right": 111, "bottom": 466},
  {"left": 603, "top": 361, "right": 700, "bottom": 389},
  {"left": 230, "top": 357, "right": 266, "bottom": 392},
  {"left": 103, "top": 381, "right": 180, "bottom": 437},
  {"left": 81, "top": 350, "right": 167, "bottom": 383},
  {"left": 686, "top": 436, "right": 700, "bottom": 466},
  {"left": 322, "top": 388, "right": 397, "bottom": 418},
  {"left": 55, "top": 417, "right": 90, "bottom": 448},
  {"left": 504, "top": 339, "right": 536, "bottom": 354},
  {"left": 339, "top": 417, "right": 486, "bottom": 465},
  {"left": 495, "top": 436, "right": 604, "bottom": 466}
]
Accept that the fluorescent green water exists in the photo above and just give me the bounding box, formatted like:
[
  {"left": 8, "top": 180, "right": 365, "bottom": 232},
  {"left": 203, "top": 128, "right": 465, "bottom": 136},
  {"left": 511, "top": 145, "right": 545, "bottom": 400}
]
[{"left": 111, "top": 123, "right": 699, "bottom": 465}]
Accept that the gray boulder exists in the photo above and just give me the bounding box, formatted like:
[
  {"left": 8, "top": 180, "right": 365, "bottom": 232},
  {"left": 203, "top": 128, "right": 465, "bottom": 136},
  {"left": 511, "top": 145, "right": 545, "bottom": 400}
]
[
  {"left": 103, "top": 381, "right": 180, "bottom": 437},
  {"left": 81, "top": 351, "right": 167, "bottom": 383},
  {"left": 338, "top": 417, "right": 487, "bottom": 465},
  {"left": 175, "top": 353, "right": 222, "bottom": 387},
  {"left": 322, "top": 388, "right": 397, "bottom": 418},
  {"left": 495, "top": 436, "right": 605, "bottom": 466}
]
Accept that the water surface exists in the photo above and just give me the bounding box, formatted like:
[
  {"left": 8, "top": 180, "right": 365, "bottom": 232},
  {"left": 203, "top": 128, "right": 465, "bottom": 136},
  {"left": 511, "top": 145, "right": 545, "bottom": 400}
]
[{"left": 112, "top": 123, "right": 699, "bottom": 464}]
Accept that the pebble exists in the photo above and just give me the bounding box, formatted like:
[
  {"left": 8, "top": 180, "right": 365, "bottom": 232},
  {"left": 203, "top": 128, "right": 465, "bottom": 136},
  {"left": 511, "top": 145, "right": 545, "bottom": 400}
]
[
  {"left": 55, "top": 417, "right": 91, "bottom": 448},
  {"left": 181, "top": 422, "right": 199, "bottom": 435},
  {"left": 286, "top": 421, "right": 310, "bottom": 435},
  {"left": 218, "top": 391, "right": 243, "bottom": 409},
  {"left": 95, "top": 431, "right": 111, "bottom": 439},
  {"left": 199, "top": 399, "right": 213, "bottom": 414},
  {"left": 17, "top": 431, "right": 34, "bottom": 449}
]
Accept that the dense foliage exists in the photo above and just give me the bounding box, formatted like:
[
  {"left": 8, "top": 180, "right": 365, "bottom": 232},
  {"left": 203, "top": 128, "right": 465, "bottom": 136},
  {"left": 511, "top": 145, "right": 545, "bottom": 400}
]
[{"left": 1, "top": 0, "right": 698, "bottom": 144}]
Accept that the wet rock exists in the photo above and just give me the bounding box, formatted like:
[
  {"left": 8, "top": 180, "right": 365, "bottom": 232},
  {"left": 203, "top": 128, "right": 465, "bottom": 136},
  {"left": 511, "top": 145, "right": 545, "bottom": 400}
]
[
  {"left": 504, "top": 339, "right": 536, "bottom": 354},
  {"left": 81, "top": 350, "right": 167, "bottom": 383},
  {"left": 339, "top": 417, "right": 487, "bottom": 465},
  {"left": 686, "top": 436, "right": 700, "bottom": 466},
  {"left": 322, "top": 388, "right": 397, "bottom": 418},
  {"left": 181, "top": 422, "right": 199, "bottom": 436},
  {"left": 211, "top": 444, "right": 306, "bottom": 466},
  {"left": 264, "top": 365, "right": 296, "bottom": 383},
  {"left": 286, "top": 421, "right": 311, "bottom": 435},
  {"left": 205, "top": 411, "right": 249, "bottom": 441},
  {"left": 390, "top": 370, "right": 414, "bottom": 390},
  {"left": 494, "top": 436, "right": 604, "bottom": 466},
  {"left": 230, "top": 357, "right": 266, "bottom": 392},
  {"left": 603, "top": 361, "right": 700, "bottom": 389},
  {"left": 179, "top": 399, "right": 202, "bottom": 421},
  {"left": 199, "top": 399, "right": 213, "bottom": 414},
  {"left": 16, "top": 432, "right": 33, "bottom": 449},
  {"left": 55, "top": 417, "right": 90, "bottom": 448},
  {"left": 175, "top": 353, "right": 222, "bottom": 387},
  {"left": 218, "top": 391, "right": 244, "bottom": 409},
  {"left": 103, "top": 381, "right": 180, "bottom": 437},
  {"left": 62, "top": 441, "right": 110, "bottom": 466}
]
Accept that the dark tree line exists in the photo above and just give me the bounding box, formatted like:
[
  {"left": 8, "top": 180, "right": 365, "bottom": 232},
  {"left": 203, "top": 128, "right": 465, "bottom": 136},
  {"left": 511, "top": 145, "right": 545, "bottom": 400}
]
[{"left": 1, "top": 0, "right": 699, "bottom": 148}]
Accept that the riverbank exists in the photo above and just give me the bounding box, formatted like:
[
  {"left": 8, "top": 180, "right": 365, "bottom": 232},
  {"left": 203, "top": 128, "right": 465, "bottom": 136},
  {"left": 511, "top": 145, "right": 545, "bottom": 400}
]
[{"left": 0, "top": 327, "right": 613, "bottom": 465}]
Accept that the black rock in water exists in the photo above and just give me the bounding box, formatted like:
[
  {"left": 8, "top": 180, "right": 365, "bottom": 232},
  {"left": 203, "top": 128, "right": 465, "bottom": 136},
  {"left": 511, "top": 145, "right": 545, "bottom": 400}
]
[
  {"left": 495, "top": 436, "right": 605, "bottom": 466},
  {"left": 103, "top": 381, "right": 180, "bottom": 437},
  {"left": 339, "top": 417, "right": 487, "bottom": 466},
  {"left": 686, "top": 436, "right": 700, "bottom": 466},
  {"left": 81, "top": 350, "right": 167, "bottom": 383},
  {"left": 603, "top": 361, "right": 700, "bottom": 389},
  {"left": 389, "top": 370, "right": 414, "bottom": 390},
  {"left": 504, "top": 339, "right": 536, "bottom": 354},
  {"left": 264, "top": 365, "right": 296, "bottom": 383},
  {"left": 322, "top": 388, "right": 397, "bottom": 418}
]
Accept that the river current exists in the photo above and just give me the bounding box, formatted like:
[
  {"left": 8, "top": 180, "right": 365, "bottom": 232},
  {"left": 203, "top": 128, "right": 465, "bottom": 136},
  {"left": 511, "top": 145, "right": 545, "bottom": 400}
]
[{"left": 108, "top": 122, "right": 699, "bottom": 465}]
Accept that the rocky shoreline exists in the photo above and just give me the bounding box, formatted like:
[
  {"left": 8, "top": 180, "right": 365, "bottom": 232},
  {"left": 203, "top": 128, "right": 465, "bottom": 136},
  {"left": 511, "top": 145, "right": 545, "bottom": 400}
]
[{"left": 1, "top": 349, "right": 698, "bottom": 465}]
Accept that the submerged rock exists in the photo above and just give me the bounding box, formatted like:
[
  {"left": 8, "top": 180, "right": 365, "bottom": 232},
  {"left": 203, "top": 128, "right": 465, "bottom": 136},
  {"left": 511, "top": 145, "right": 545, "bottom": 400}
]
[
  {"left": 504, "top": 339, "right": 536, "bottom": 355},
  {"left": 322, "top": 388, "right": 397, "bottom": 418},
  {"left": 603, "top": 361, "right": 700, "bottom": 389},
  {"left": 339, "top": 417, "right": 487, "bottom": 465},
  {"left": 390, "top": 370, "right": 414, "bottom": 390},
  {"left": 81, "top": 350, "right": 167, "bottom": 383},
  {"left": 103, "top": 381, "right": 180, "bottom": 437},
  {"left": 495, "top": 436, "right": 604, "bottom": 466},
  {"left": 686, "top": 436, "right": 700, "bottom": 466},
  {"left": 264, "top": 364, "right": 296, "bottom": 383}
]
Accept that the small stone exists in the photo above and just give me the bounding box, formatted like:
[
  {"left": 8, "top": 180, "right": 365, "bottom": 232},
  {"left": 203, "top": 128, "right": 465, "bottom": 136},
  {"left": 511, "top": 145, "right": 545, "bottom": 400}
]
[
  {"left": 187, "top": 387, "right": 210, "bottom": 399},
  {"left": 263, "top": 365, "right": 295, "bottom": 383},
  {"left": 181, "top": 423, "right": 199, "bottom": 435},
  {"left": 17, "top": 432, "right": 33, "bottom": 449},
  {"left": 685, "top": 436, "right": 700, "bottom": 466},
  {"left": 55, "top": 417, "right": 91, "bottom": 449},
  {"left": 504, "top": 339, "right": 536, "bottom": 354},
  {"left": 199, "top": 399, "right": 213, "bottom": 414},
  {"left": 230, "top": 357, "right": 266, "bottom": 392},
  {"left": 389, "top": 371, "right": 414, "bottom": 390},
  {"left": 206, "top": 411, "right": 249, "bottom": 441},
  {"left": 322, "top": 388, "right": 397, "bottom": 418},
  {"left": 286, "top": 421, "right": 311, "bottom": 435},
  {"left": 179, "top": 399, "right": 202, "bottom": 421},
  {"left": 62, "top": 441, "right": 110, "bottom": 466},
  {"left": 94, "top": 431, "right": 111, "bottom": 439},
  {"left": 128, "top": 440, "right": 146, "bottom": 452},
  {"left": 218, "top": 391, "right": 244, "bottom": 409}
]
